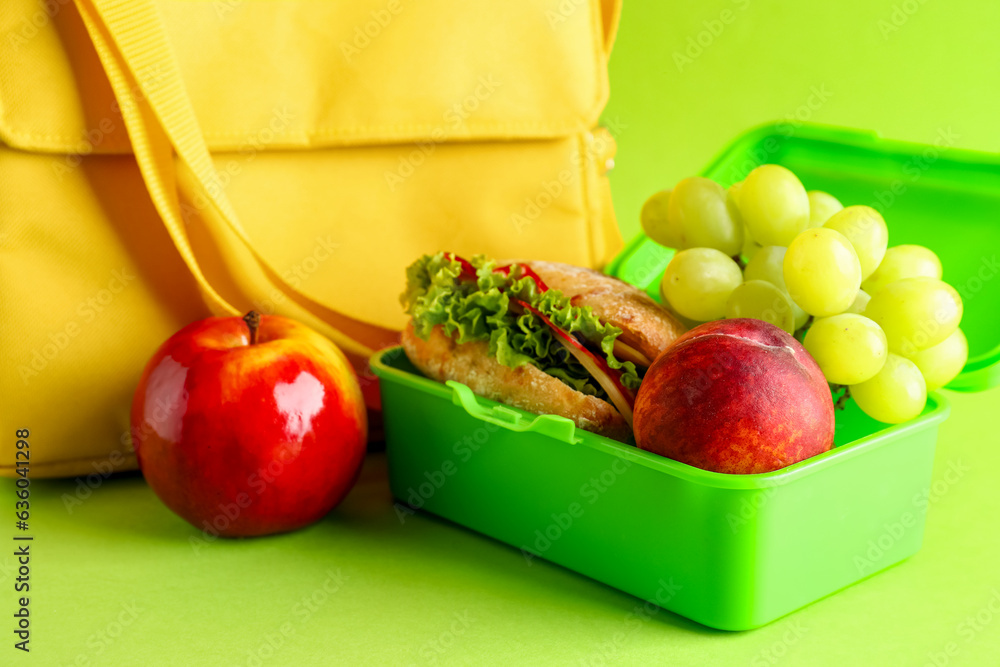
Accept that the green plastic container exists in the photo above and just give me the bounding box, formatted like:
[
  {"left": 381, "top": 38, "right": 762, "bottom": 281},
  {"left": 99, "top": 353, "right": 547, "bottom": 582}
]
[{"left": 371, "top": 123, "right": 1000, "bottom": 631}]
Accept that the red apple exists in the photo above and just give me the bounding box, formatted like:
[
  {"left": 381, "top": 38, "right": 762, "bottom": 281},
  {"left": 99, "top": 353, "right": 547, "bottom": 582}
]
[
  {"left": 130, "top": 312, "right": 367, "bottom": 536},
  {"left": 634, "top": 318, "right": 834, "bottom": 474}
]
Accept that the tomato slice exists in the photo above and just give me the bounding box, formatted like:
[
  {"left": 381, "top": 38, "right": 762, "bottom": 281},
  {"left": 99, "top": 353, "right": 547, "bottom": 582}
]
[
  {"left": 492, "top": 264, "right": 550, "bottom": 293},
  {"left": 445, "top": 253, "right": 550, "bottom": 293},
  {"left": 443, "top": 252, "right": 478, "bottom": 281},
  {"left": 516, "top": 299, "right": 635, "bottom": 426},
  {"left": 443, "top": 253, "right": 635, "bottom": 425}
]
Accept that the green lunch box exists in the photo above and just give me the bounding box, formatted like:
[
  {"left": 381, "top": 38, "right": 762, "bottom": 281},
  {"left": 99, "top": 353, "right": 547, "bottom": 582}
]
[{"left": 370, "top": 123, "right": 1000, "bottom": 631}]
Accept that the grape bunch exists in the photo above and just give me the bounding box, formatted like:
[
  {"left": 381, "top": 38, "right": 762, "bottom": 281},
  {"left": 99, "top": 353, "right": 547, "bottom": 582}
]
[{"left": 642, "top": 164, "right": 967, "bottom": 424}]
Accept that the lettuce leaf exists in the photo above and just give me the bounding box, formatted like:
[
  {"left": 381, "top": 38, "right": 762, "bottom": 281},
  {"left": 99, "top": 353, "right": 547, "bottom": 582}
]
[{"left": 401, "top": 253, "right": 642, "bottom": 397}]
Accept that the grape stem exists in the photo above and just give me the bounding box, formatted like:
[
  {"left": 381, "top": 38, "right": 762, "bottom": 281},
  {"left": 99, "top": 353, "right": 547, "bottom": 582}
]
[{"left": 830, "top": 384, "right": 852, "bottom": 411}]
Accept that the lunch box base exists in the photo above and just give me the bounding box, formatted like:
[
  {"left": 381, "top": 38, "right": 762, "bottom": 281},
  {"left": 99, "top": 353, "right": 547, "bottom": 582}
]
[{"left": 373, "top": 348, "right": 947, "bottom": 631}]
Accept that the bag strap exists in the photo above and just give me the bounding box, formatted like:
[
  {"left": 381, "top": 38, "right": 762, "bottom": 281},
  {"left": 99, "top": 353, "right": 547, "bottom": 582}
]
[
  {"left": 72, "top": 0, "right": 398, "bottom": 357},
  {"left": 601, "top": 0, "right": 622, "bottom": 54}
]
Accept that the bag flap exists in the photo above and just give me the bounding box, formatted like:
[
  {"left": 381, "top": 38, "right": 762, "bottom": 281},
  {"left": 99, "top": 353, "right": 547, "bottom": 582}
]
[{"left": 0, "top": 0, "right": 619, "bottom": 154}]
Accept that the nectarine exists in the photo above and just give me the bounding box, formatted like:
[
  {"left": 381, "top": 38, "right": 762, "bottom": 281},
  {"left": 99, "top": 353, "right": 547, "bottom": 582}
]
[{"left": 634, "top": 319, "right": 834, "bottom": 474}]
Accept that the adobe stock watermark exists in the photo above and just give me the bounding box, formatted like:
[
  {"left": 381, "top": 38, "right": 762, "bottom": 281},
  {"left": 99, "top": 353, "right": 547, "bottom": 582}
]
[
  {"left": 0, "top": 555, "right": 17, "bottom": 588},
  {"left": 6, "top": 0, "right": 72, "bottom": 50},
  {"left": 854, "top": 458, "right": 969, "bottom": 575},
  {"left": 922, "top": 588, "right": 1000, "bottom": 667},
  {"left": 383, "top": 75, "right": 503, "bottom": 192},
  {"left": 867, "top": 126, "right": 959, "bottom": 215},
  {"left": 725, "top": 84, "right": 835, "bottom": 183},
  {"left": 877, "top": 0, "right": 932, "bottom": 40},
  {"left": 677, "top": 340, "right": 745, "bottom": 408},
  {"left": 17, "top": 267, "right": 137, "bottom": 385},
  {"left": 892, "top": 292, "right": 974, "bottom": 359},
  {"left": 734, "top": 288, "right": 800, "bottom": 338},
  {"left": 121, "top": 378, "right": 191, "bottom": 464},
  {"left": 418, "top": 610, "right": 475, "bottom": 665},
  {"left": 510, "top": 117, "right": 627, "bottom": 234},
  {"left": 750, "top": 619, "right": 809, "bottom": 667},
  {"left": 340, "top": 0, "right": 405, "bottom": 62},
  {"left": 214, "top": 0, "right": 243, "bottom": 20},
  {"left": 251, "top": 235, "right": 341, "bottom": 316},
  {"left": 545, "top": 0, "right": 587, "bottom": 29},
  {"left": 672, "top": 0, "right": 752, "bottom": 72},
  {"left": 954, "top": 254, "right": 999, "bottom": 305},
  {"left": 61, "top": 450, "right": 131, "bottom": 514},
  {"left": 179, "top": 106, "right": 297, "bottom": 225},
  {"left": 52, "top": 65, "right": 167, "bottom": 181},
  {"left": 725, "top": 478, "right": 792, "bottom": 534},
  {"left": 393, "top": 420, "right": 502, "bottom": 523},
  {"left": 578, "top": 577, "right": 682, "bottom": 667},
  {"left": 520, "top": 456, "right": 632, "bottom": 565},
  {"left": 244, "top": 569, "right": 349, "bottom": 666},
  {"left": 627, "top": 243, "right": 674, "bottom": 292},
  {"left": 65, "top": 600, "right": 144, "bottom": 665},
  {"left": 189, "top": 447, "right": 298, "bottom": 552}
]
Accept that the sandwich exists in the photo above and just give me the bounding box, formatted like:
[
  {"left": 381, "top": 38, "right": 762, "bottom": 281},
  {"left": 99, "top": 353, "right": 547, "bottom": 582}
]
[{"left": 399, "top": 253, "right": 686, "bottom": 441}]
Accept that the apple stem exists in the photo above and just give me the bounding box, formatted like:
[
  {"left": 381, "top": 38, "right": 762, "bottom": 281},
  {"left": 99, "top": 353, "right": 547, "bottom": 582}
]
[{"left": 243, "top": 310, "right": 261, "bottom": 345}]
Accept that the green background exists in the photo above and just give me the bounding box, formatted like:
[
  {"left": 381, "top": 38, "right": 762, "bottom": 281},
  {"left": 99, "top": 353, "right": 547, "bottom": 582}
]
[
  {"left": 7, "top": 1, "right": 1000, "bottom": 664},
  {"left": 608, "top": 0, "right": 1000, "bottom": 242}
]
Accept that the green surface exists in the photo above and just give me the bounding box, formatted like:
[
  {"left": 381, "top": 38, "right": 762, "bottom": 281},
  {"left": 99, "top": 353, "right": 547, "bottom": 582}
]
[
  {"left": 7, "top": 0, "right": 1000, "bottom": 664},
  {"left": 5, "top": 388, "right": 999, "bottom": 665}
]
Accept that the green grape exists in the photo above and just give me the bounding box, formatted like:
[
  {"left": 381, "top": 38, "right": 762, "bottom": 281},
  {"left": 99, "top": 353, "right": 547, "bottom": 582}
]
[
  {"left": 739, "top": 164, "right": 810, "bottom": 246},
  {"left": 664, "top": 177, "right": 743, "bottom": 255},
  {"left": 864, "top": 277, "right": 962, "bottom": 355},
  {"left": 725, "top": 280, "right": 795, "bottom": 333},
  {"left": 902, "top": 328, "right": 968, "bottom": 391},
  {"left": 807, "top": 190, "right": 843, "bottom": 227},
  {"left": 803, "top": 314, "right": 888, "bottom": 385},
  {"left": 823, "top": 205, "right": 888, "bottom": 280},
  {"left": 661, "top": 248, "right": 743, "bottom": 321},
  {"left": 783, "top": 228, "right": 862, "bottom": 317},
  {"left": 744, "top": 245, "right": 786, "bottom": 286},
  {"left": 862, "top": 244, "right": 943, "bottom": 295},
  {"left": 850, "top": 353, "right": 927, "bottom": 424},
  {"left": 640, "top": 189, "right": 677, "bottom": 247},
  {"left": 743, "top": 245, "right": 809, "bottom": 328}
]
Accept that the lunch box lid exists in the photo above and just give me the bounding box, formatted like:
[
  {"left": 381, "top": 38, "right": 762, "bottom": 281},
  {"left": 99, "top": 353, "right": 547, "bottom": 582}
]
[{"left": 606, "top": 122, "right": 1000, "bottom": 393}]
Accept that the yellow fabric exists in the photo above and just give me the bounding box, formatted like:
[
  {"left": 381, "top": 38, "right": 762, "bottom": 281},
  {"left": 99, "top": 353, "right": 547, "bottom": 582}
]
[
  {"left": 0, "top": 0, "right": 615, "bottom": 152},
  {"left": 0, "top": 0, "right": 622, "bottom": 477}
]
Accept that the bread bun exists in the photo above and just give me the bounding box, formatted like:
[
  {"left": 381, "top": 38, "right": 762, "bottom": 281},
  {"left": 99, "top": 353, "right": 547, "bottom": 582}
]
[
  {"left": 401, "top": 259, "right": 686, "bottom": 441},
  {"left": 402, "top": 323, "right": 632, "bottom": 441},
  {"left": 508, "top": 260, "right": 685, "bottom": 362}
]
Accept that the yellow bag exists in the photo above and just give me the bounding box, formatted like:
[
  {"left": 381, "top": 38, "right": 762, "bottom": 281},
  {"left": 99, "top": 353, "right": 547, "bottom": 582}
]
[{"left": 0, "top": 0, "right": 623, "bottom": 477}]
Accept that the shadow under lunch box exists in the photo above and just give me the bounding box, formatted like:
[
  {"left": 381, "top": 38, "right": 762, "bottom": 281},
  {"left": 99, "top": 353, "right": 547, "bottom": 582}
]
[{"left": 370, "top": 123, "right": 1000, "bottom": 631}]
